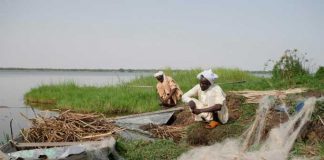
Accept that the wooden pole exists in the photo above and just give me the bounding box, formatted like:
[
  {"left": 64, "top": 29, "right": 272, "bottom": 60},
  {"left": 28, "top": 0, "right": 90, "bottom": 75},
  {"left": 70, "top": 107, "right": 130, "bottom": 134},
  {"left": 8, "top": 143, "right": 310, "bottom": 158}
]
[{"left": 109, "top": 106, "right": 184, "bottom": 121}]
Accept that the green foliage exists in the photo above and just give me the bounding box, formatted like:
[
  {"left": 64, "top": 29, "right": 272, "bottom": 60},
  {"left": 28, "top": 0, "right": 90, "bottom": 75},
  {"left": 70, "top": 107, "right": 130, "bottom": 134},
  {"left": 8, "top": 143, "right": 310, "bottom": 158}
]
[
  {"left": 290, "top": 141, "right": 324, "bottom": 159},
  {"left": 312, "top": 100, "right": 324, "bottom": 121},
  {"left": 271, "top": 49, "right": 309, "bottom": 81},
  {"left": 315, "top": 66, "right": 324, "bottom": 80},
  {"left": 116, "top": 138, "right": 188, "bottom": 160},
  {"left": 25, "top": 82, "right": 159, "bottom": 114}
]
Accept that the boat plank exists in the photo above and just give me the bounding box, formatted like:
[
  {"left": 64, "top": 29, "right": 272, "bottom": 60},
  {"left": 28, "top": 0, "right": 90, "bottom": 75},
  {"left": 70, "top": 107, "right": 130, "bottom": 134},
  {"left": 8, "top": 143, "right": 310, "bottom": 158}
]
[{"left": 14, "top": 141, "right": 103, "bottom": 148}]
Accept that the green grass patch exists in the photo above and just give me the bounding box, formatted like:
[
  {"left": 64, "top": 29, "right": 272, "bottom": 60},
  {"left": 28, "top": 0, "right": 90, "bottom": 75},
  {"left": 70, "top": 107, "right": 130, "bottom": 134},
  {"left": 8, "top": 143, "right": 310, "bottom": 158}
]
[
  {"left": 116, "top": 138, "right": 188, "bottom": 160},
  {"left": 25, "top": 82, "right": 158, "bottom": 114},
  {"left": 289, "top": 141, "right": 324, "bottom": 159}
]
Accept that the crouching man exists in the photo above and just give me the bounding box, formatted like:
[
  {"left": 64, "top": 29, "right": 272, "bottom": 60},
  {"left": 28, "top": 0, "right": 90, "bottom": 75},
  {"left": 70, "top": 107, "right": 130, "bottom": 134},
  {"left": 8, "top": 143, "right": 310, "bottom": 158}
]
[
  {"left": 182, "top": 69, "right": 228, "bottom": 128},
  {"left": 154, "top": 71, "right": 183, "bottom": 109}
]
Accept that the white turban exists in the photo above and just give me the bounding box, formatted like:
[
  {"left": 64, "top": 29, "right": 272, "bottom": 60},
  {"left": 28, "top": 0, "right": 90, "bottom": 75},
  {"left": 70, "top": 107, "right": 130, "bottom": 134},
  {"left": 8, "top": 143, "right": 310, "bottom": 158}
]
[
  {"left": 197, "top": 69, "right": 218, "bottom": 84},
  {"left": 154, "top": 71, "right": 164, "bottom": 77}
]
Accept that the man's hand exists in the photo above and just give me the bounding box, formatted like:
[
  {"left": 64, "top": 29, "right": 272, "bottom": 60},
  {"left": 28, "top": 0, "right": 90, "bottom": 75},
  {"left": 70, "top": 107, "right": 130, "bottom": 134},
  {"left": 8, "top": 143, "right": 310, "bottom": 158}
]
[
  {"left": 160, "top": 94, "right": 171, "bottom": 103},
  {"left": 164, "top": 94, "right": 171, "bottom": 102},
  {"left": 188, "top": 100, "right": 196, "bottom": 110}
]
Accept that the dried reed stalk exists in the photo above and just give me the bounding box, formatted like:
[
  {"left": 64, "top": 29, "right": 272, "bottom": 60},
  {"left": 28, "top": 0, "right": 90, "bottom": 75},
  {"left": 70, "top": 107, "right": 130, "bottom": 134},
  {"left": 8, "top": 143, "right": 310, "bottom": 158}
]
[{"left": 22, "top": 110, "right": 122, "bottom": 143}]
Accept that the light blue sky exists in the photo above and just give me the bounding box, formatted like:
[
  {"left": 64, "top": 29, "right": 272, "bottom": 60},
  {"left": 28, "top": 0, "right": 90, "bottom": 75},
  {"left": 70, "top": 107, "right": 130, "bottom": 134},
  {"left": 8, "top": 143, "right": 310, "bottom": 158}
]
[{"left": 0, "top": 0, "right": 323, "bottom": 70}]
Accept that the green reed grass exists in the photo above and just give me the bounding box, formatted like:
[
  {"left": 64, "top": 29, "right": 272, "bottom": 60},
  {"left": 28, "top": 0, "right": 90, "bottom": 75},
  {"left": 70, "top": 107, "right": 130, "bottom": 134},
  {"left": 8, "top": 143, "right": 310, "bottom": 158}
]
[
  {"left": 25, "top": 68, "right": 257, "bottom": 114},
  {"left": 24, "top": 68, "right": 323, "bottom": 115}
]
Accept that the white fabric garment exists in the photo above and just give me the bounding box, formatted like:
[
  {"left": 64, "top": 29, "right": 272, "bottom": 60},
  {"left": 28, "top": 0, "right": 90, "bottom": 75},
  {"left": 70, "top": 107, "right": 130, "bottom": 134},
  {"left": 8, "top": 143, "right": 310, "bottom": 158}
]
[
  {"left": 197, "top": 69, "right": 218, "bottom": 84},
  {"left": 154, "top": 71, "right": 164, "bottom": 77},
  {"left": 182, "top": 84, "right": 228, "bottom": 124}
]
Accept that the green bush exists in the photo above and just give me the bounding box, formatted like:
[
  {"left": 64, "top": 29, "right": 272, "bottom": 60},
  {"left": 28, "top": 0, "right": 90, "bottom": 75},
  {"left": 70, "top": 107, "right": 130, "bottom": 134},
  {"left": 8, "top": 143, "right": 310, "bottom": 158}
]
[
  {"left": 272, "top": 49, "right": 309, "bottom": 80},
  {"left": 315, "top": 66, "right": 324, "bottom": 80}
]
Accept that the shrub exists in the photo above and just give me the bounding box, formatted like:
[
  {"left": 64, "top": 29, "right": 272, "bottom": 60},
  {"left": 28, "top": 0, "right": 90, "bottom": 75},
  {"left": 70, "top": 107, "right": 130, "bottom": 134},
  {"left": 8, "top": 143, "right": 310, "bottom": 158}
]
[
  {"left": 315, "top": 66, "right": 324, "bottom": 80},
  {"left": 271, "top": 49, "right": 309, "bottom": 80}
]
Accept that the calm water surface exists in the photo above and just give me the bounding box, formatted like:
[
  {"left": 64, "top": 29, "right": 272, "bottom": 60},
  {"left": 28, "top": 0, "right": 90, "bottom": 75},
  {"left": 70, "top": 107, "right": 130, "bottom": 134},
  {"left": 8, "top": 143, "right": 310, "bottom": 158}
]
[{"left": 0, "top": 70, "right": 152, "bottom": 142}]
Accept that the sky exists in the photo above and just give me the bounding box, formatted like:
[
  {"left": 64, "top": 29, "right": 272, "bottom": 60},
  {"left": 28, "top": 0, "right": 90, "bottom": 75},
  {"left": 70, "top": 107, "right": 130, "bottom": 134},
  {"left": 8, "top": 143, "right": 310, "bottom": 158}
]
[{"left": 0, "top": 0, "right": 323, "bottom": 71}]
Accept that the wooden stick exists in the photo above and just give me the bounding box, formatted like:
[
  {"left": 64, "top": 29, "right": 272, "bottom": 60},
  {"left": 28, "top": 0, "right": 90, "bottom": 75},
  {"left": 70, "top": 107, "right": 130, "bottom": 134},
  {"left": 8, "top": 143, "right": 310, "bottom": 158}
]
[
  {"left": 78, "top": 120, "right": 98, "bottom": 130},
  {"left": 318, "top": 116, "right": 324, "bottom": 126},
  {"left": 82, "top": 132, "right": 113, "bottom": 140},
  {"left": 20, "top": 130, "right": 30, "bottom": 143},
  {"left": 81, "top": 128, "right": 125, "bottom": 139},
  {"left": 110, "top": 106, "right": 183, "bottom": 121}
]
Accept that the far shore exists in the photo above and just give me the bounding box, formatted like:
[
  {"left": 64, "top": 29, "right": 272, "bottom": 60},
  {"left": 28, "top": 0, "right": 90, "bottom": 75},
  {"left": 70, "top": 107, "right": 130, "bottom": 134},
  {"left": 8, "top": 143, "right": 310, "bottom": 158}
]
[{"left": 0, "top": 67, "right": 272, "bottom": 74}]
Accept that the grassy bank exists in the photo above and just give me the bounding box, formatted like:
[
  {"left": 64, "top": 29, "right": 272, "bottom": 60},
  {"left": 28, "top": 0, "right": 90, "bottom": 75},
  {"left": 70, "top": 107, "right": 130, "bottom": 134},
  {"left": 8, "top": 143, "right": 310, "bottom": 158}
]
[
  {"left": 24, "top": 68, "right": 323, "bottom": 114},
  {"left": 24, "top": 68, "right": 259, "bottom": 114}
]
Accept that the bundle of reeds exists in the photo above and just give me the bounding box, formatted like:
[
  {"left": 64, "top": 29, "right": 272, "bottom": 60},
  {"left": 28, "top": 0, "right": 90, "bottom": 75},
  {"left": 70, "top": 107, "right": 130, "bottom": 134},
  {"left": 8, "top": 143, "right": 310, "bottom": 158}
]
[{"left": 21, "top": 110, "right": 123, "bottom": 143}]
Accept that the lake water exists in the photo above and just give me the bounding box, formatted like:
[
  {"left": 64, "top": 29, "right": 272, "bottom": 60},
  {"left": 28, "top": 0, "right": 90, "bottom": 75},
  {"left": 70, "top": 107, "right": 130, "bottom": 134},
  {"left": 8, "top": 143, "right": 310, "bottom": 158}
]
[{"left": 0, "top": 69, "right": 152, "bottom": 142}]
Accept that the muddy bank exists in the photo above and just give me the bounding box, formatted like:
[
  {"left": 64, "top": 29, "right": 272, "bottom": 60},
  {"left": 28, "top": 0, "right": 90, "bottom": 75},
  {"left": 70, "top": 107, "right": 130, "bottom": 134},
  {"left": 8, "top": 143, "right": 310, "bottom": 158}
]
[{"left": 183, "top": 94, "right": 249, "bottom": 145}]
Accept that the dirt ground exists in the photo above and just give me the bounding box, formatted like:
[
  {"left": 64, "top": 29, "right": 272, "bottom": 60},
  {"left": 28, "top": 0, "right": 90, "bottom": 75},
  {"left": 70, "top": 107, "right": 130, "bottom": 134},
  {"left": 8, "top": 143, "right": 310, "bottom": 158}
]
[
  {"left": 167, "top": 94, "right": 247, "bottom": 145},
  {"left": 142, "top": 90, "right": 323, "bottom": 147},
  {"left": 262, "top": 107, "right": 289, "bottom": 140},
  {"left": 172, "top": 93, "right": 245, "bottom": 126},
  {"left": 226, "top": 94, "right": 245, "bottom": 122},
  {"left": 139, "top": 94, "right": 246, "bottom": 145}
]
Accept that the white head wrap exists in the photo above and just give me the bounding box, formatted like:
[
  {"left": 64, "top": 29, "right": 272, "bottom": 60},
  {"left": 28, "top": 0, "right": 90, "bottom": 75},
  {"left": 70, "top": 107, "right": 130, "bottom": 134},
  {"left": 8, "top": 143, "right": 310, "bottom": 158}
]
[
  {"left": 197, "top": 69, "right": 218, "bottom": 84},
  {"left": 154, "top": 71, "right": 164, "bottom": 78}
]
